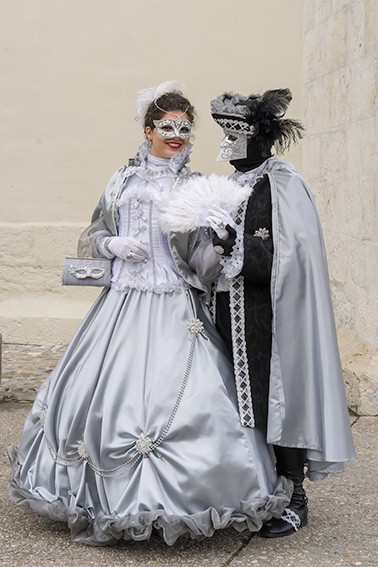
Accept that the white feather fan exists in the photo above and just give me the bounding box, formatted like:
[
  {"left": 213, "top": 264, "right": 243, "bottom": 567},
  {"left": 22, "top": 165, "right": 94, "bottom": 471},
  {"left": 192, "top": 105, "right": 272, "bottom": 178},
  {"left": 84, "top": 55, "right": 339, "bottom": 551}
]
[{"left": 159, "top": 174, "right": 251, "bottom": 233}]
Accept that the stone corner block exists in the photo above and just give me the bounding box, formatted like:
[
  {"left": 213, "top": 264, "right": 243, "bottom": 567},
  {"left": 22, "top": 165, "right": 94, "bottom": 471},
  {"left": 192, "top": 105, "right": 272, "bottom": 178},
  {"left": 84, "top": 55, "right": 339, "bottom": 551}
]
[{"left": 338, "top": 327, "right": 378, "bottom": 416}]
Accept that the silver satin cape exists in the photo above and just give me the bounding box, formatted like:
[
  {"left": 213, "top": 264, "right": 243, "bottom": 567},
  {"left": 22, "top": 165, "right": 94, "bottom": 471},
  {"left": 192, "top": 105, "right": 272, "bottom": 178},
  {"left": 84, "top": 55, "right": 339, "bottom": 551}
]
[
  {"left": 231, "top": 158, "right": 356, "bottom": 480},
  {"left": 8, "top": 163, "right": 292, "bottom": 546}
]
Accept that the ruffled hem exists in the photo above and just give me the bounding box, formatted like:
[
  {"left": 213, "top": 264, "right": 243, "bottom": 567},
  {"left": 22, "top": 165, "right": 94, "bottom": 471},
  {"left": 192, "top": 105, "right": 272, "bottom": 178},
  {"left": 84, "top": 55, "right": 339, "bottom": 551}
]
[{"left": 8, "top": 446, "right": 292, "bottom": 547}]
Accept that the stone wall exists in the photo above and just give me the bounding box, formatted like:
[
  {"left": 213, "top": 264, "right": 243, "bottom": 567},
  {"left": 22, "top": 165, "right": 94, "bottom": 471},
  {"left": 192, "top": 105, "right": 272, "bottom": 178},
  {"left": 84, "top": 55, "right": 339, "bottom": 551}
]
[{"left": 302, "top": 0, "right": 377, "bottom": 414}]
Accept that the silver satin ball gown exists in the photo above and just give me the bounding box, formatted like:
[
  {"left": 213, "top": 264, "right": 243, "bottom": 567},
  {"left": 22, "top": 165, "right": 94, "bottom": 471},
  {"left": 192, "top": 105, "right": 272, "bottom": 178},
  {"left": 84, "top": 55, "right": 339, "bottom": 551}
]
[{"left": 8, "top": 160, "right": 291, "bottom": 546}]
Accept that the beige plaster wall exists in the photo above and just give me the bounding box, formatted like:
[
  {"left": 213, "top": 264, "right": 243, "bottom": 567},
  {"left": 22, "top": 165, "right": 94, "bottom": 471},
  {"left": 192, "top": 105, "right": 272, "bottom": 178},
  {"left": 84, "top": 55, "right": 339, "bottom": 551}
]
[
  {"left": 0, "top": 0, "right": 302, "bottom": 344},
  {"left": 302, "top": 0, "right": 377, "bottom": 413}
]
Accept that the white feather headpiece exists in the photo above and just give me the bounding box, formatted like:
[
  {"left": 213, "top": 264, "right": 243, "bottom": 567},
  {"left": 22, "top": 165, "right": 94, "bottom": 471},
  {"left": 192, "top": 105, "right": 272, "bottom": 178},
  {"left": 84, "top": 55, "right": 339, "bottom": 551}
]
[
  {"left": 159, "top": 174, "right": 252, "bottom": 233},
  {"left": 136, "top": 80, "right": 186, "bottom": 124}
]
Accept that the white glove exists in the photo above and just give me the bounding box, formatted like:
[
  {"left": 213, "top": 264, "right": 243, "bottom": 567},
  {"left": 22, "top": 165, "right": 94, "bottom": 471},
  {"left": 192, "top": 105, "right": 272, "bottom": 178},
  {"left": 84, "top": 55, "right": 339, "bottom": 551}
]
[
  {"left": 107, "top": 237, "right": 149, "bottom": 263},
  {"left": 206, "top": 206, "right": 234, "bottom": 240}
]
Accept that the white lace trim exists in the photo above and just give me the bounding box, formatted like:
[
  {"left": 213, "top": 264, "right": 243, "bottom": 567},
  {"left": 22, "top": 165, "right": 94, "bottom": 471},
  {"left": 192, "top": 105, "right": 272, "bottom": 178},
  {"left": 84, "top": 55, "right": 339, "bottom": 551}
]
[
  {"left": 229, "top": 275, "right": 255, "bottom": 428},
  {"left": 111, "top": 173, "right": 185, "bottom": 294},
  {"left": 217, "top": 204, "right": 248, "bottom": 291},
  {"left": 169, "top": 143, "right": 192, "bottom": 173},
  {"left": 231, "top": 156, "right": 286, "bottom": 186},
  {"left": 227, "top": 174, "right": 256, "bottom": 427},
  {"left": 127, "top": 141, "right": 192, "bottom": 178},
  {"left": 111, "top": 280, "right": 186, "bottom": 295},
  {"left": 220, "top": 159, "right": 285, "bottom": 426}
]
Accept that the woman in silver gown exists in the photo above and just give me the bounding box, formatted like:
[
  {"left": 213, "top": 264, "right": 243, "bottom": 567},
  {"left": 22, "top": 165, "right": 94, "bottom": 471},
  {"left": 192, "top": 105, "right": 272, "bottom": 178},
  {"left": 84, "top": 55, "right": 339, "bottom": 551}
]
[{"left": 8, "top": 82, "right": 291, "bottom": 546}]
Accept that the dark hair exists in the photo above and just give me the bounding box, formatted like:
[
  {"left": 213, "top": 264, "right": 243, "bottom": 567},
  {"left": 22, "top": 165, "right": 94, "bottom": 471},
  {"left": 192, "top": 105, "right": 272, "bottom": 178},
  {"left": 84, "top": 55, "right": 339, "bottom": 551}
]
[{"left": 144, "top": 92, "right": 195, "bottom": 129}]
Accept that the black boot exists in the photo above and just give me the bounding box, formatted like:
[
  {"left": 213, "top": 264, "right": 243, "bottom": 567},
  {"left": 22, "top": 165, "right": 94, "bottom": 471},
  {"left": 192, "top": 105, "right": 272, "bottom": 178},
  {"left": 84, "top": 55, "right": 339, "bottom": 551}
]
[{"left": 260, "top": 446, "right": 308, "bottom": 538}]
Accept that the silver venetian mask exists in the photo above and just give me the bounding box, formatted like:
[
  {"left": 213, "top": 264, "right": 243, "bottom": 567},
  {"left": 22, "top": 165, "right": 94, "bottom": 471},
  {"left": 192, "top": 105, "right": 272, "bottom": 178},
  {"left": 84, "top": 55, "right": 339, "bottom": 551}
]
[
  {"left": 216, "top": 131, "right": 249, "bottom": 162},
  {"left": 153, "top": 118, "right": 193, "bottom": 140},
  {"left": 214, "top": 116, "right": 256, "bottom": 162}
]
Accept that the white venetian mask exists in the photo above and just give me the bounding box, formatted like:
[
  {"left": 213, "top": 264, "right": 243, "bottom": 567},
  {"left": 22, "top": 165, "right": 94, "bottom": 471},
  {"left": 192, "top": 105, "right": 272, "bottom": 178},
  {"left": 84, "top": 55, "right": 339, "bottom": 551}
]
[{"left": 153, "top": 118, "right": 193, "bottom": 140}]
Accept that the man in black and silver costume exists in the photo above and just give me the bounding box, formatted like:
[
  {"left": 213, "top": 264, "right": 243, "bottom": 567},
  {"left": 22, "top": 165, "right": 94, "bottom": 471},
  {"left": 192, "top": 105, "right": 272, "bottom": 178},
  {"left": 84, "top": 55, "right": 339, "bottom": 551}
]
[{"left": 209, "top": 89, "right": 356, "bottom": 538}]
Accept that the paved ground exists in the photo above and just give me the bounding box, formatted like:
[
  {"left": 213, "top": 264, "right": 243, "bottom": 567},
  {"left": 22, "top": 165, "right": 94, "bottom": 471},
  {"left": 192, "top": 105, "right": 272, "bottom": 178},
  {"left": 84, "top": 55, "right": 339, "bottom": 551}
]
[
  {"left": 0, "top": 344, "right": 377, "bottom": 567},
  {"left": 0, "top": 343, "right": 66, "bottom": 403}
]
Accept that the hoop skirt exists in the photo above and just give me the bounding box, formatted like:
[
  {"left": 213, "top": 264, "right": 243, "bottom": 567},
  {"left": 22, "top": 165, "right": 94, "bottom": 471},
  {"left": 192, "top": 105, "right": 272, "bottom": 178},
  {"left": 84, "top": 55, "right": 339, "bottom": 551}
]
[{"left": 8, "top": 287, "right": 291, "bottom": 545}]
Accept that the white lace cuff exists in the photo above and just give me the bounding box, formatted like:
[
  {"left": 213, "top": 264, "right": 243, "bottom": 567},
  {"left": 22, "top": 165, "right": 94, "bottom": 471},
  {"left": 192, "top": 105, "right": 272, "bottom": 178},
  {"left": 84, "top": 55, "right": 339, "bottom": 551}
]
[
  {"left": 216, "top": 195, "right": 249, "bottom": 291},
  {"left": 217, "top": 222, "right": 244, "bottom": 290},
  {"left": 97, "top": 237, "right": 115, "bottom": 259}
]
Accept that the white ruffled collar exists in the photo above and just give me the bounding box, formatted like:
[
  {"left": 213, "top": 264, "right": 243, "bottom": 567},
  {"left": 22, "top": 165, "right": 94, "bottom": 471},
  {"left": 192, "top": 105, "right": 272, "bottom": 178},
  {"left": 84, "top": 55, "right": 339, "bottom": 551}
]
[
  {"left": 231, "top": 156, "right": 294, "bottom": 186},
  {"left": 132, "top": 141, "right": 192, "bottom": 176}
]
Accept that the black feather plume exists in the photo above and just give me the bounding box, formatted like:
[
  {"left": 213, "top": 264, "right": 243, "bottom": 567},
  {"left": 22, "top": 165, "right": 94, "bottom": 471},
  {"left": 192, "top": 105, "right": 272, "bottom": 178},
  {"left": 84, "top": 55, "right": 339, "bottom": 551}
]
[
  {"left": 259, "top": 88, "right": 293, "bottom": 117},
  {"left": 273, "top": 119, "right": 305, "bottom": 154}
]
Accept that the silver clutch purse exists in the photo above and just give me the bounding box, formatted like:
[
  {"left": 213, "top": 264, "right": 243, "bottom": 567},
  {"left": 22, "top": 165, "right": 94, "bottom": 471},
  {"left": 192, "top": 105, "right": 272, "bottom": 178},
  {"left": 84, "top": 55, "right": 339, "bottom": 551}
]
[{"left": 62, "top": 257, "right": 111, "bottom": 287}]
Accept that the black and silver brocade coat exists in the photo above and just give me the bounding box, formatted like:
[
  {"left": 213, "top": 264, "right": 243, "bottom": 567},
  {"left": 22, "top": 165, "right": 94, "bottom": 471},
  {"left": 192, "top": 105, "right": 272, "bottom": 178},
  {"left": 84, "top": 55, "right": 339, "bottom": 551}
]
[
  {"left": 216, "top": 174, "right": 273, "bottom": 430},
  {"left": 216, "top": 157, "right": 355, "bottom": 480}
]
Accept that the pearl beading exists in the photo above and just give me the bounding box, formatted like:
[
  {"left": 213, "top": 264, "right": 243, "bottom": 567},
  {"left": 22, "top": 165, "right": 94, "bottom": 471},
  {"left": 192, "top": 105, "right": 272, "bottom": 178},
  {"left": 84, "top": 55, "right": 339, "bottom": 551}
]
[{"left": 39, "top": 318, "right": 207, "bottom": 477}]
